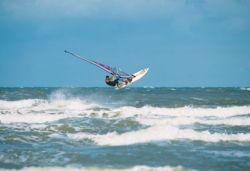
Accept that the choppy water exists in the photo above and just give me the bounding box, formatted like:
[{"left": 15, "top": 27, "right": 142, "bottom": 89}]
[{"left": 0, "top": 87, "right": 250, "bottom": 171}]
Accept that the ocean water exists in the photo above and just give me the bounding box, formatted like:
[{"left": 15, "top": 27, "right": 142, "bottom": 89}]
[{"left": 0, "top": 87, "right": 250, "bottom": 171}]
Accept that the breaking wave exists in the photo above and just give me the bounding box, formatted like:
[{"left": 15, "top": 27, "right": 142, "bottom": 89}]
[
  {"left": 0, "top": 96, "right": 100, "bottom": 124},
  {"left": 1, "top": 94, "right": 250, "bottom": 146},
  {"left": 1, "top": 88, "right": 250, "bottom": 170},
  {"left": 0, "top": 165, "right": 189, "bottom": 171},
  {"left": 0, "top": 98, "right": 250, "bottom": 124},
  {"left": 66, "top": 125, "right": 250, "bottom": 146}
]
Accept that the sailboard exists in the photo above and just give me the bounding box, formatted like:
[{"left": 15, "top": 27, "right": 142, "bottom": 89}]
[
  {"left": 64, "top": 50, "right": 148, "bottom": 89},
  {"left": 115, "top": 68, "right": 149, "bottom": 89}
]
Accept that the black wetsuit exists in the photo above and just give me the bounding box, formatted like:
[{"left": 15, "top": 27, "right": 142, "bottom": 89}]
[{"left": 106, "top": 78, "right": 119, "bottom": 87}]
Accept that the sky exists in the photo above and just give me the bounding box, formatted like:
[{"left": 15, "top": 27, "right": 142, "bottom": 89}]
[{"left": 0, "top": 0, "right": 250, "bottom": 87}]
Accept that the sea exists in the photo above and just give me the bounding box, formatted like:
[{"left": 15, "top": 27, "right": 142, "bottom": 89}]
[{"left": 0, "top": 87, "right": 250, "bottom": 171}]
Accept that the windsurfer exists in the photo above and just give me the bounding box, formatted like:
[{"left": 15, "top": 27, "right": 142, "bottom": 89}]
[
  {"left": 65, "top": 50, "right": 148, "bottom": 89},
  {"left": 105, "top": 75, "right": 119, "bottom": 87}
]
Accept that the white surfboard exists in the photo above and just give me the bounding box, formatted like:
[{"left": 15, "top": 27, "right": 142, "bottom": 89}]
[{"left": 115, "top": 68, "right": 149, "bottom": 89}]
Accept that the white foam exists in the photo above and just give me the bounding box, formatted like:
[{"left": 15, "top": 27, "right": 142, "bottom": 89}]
[
  {"left": 0, "top": 165, "right": 188, "bottom": 171},
  {"left": 240, "top": 87, "right": 250, "bottom": 91},
  {"left": 137, "top": 116, "right": 250, "bottom": 126},
  {"left": 202, "top": 117, "right": 250, "bottom": 126},
  {"left": 68, "top": 125, "right": 250, "bottom": 146},
  {"left": 0, "top": 99, "right": 43, "bottom": 109},
  {"left": 107, "top": 105, "right": 250, "bottom": 128},
  {"left": 63, "top": 104, "right": 250, "bottom": 146},
  {"left": 1, "top": 95, "right": 250, "bottom": 126},
  {"left": 115, "top": 105, "right": 250, "bottom": 118},
  {"left": 0, "top": 113, "right": 79, "bottom": 124},
  {"left": 0, "top": 99, "right": 97, "bottom": 111},
  {"left": 0, "top": 97, "right": 100, "bottom": 123}
]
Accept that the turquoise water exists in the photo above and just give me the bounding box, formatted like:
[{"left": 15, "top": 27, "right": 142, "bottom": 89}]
[{"left": 0, "top": 87, "right": 250, "bottom": 171}]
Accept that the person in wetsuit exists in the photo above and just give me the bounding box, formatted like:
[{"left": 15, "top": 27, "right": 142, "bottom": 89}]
[{"left": 105, "top": 75, "right": 119, "bottom": 87}]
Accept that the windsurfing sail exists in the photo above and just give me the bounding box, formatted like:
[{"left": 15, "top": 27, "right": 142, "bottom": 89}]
[
  {"left": 112, "top": 67, "right": 132, "bottom": 78},
  {"left": 64, "top": 50, "right": 132, "bottom": 78}
]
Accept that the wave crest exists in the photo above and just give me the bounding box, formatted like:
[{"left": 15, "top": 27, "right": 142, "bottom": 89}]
[
  {"left": 67, "top": 125, "right": 250, "bottom": 146},
  {"left": 0, "top": 165, "right": 188, "bottom": 171}
]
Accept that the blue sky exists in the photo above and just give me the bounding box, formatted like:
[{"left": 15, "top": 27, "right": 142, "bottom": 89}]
[{"left": 0, "top": 0, "right": 250, "bottom": 87}]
